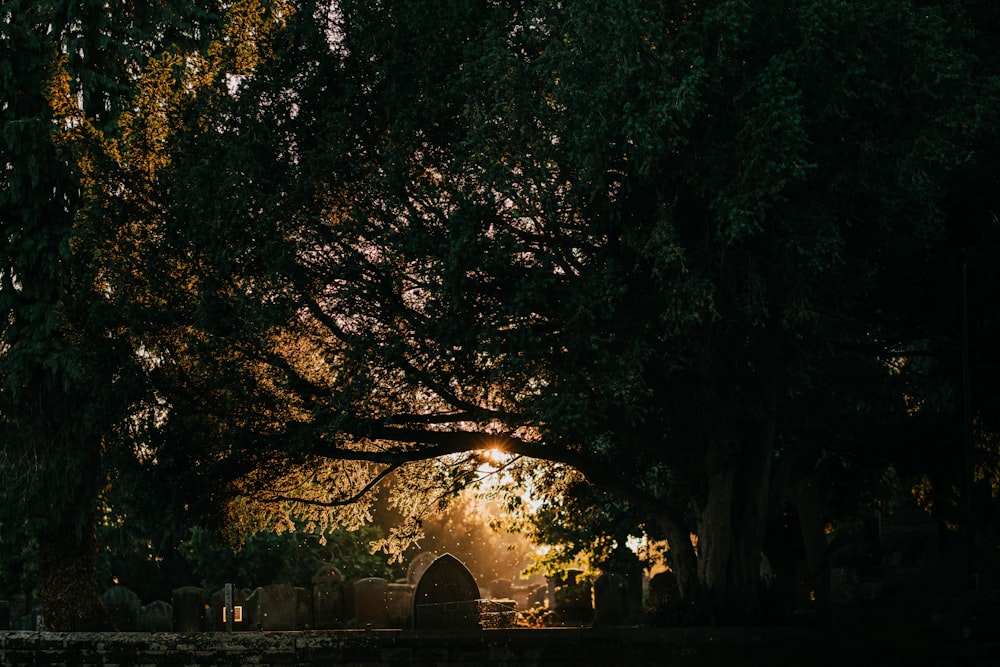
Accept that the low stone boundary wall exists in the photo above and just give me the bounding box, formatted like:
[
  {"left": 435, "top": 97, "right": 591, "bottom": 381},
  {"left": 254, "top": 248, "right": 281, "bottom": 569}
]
[{"left": 0, "top": 626, "right": 990, "bottom": 666}]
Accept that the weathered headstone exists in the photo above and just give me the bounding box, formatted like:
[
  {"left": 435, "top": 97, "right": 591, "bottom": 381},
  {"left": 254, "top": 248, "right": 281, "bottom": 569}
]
[
  {"left": 829, "top": 542, "right": 883, "bottom": 609},
  {"left": 210, "top": 586, "right": 247, "bottom": 631},
  {"left": 880, "top": 507, "right": 940, "bottom": 592},
  {"left": 295, "top": 587, "right": 313, "bottom": 630},
  {"left": 138, "top": 600, "right": 172, "bottom": 632},
  {"left": 489, "top": 578, "right": 513, "bottom": 599},
  {"left": 353, "top": 578, "right": 390, "bottom": 627},
  {"left": 244, "top": 588, "right": 262, "bottom": 630},
  {"left": 172, "top": 586, "right": 209, "bottom": 632},
  {"left": 549, "top": 570, "right": 592, "bottom": 624},
  {"left": 257, "top": 584, "right": 299, "bottom": 631},
  {"left": 312, "top": 564, "right": 346, "bottom": 629},
  {"left": 407, "top": 551, "right": 438, "bottom": 586},
  {"left": 11, "top": 596, "right": 41, "bottom": 631},
  {"left": 102, "top": 585, "right": 141, "bottom": 631},
  {"left": 592, "top": 573, "right": 629, "bottom": 627},
  {"left": 386, "top": 583, "right": 414, "bottom": 628},
  {"left": 646, "top": 570, "right": 677, "bottom": 618},
  {"left": 604, "top": 547, "right": 644, "bottom": 623},
  {"left": 8, "top": 594, "right": 27, "bottom": 622},
  {"left": 527, "top": 583, "right": 547, "bottom": 608},
  {"left": 412, "top": 553, "right": 481, "bottom": 629}
]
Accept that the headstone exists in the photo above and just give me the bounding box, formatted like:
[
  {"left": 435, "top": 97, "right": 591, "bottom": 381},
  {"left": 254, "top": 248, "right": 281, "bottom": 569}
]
[
  {"left": 489, "top": 578, "right": 513, "bottom": 599},
  {"left": 407, "top": 552, "right": 438, "bottom": 586},
  {"left": 386, "top": 583, "right": 414, "bottom": 628},
  {"left": 257, "top": 584, "right": 299, "bottom": 631},
  {"left": 172, "top": 586, "right": 209, "bottom": 632},
  {"left": 592, "top": 573, "right": 629, "bottom": 627},
  {"left": 138, "top": 600, "right": 172, "bottom": 632},
  {"left": 353, "top": 578, "right": 390, "bottom": 627},
  {"left": 604, "top": 546, "right": 644, "bottom": 623},
  {"left": 880, "top": 507, "right": 940, "bottom": 592},
  {"left": 8, "top": 594, "right": 26, "bottom": 621},
  {"left": 210, "top": 586, "right": 247, "bottom": 631},
  {"left": 829, "top": 542, "right": 884, "bottom": 608},
  {"left": 527, "top": 583, "right": 547, "bottom": 608},
  {"left": 549, "top": 570, "right": 592, "bottom": 624},
  {"left": 312, "top": 564, "right": 346, "bottom": 629},
  {"left": 244, "top": 588, "right": 262, "bottom": 630},
  {"left": 646, "top": 570, "right": 677, "bottom": 615},
  {"left": 295, "top": 587, "right": 313, "bottom": 630},
  {"left": 102, "top": 585, "right": 141, "bottom": 631},
  {"left": 412, "top": 553, "right": 481, "bottom": 629},
  {"left": 0, "top": 600, "right": 10, "bottom": 630}
]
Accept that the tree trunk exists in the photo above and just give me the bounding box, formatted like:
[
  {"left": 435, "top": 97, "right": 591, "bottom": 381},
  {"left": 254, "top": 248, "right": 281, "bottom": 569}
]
[
  {"left": 695, "top": 436, "right": 772, "bottom": 624},
  {"left": 692, "top": 340, "right": 777, "bottom": 625},
  {"left": 790, "top": 475, "right": 831, "bottom": 623},
  {"left": 38, "top": 513, "right": 116, "bottom": 631}
]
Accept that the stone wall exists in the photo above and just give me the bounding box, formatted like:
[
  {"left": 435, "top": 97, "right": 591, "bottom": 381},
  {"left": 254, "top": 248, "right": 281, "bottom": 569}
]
[{"left": 1, "top": 626, "right": 986, "bottom": 667}]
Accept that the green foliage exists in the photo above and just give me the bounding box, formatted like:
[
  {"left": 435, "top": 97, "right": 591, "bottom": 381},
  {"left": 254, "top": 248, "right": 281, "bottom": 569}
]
[
  {"left": 179, "top": 524, "right": 394, "bottom": 594},
  {"left": 3, "top": 0, "right": 997, "bottom": 624}
]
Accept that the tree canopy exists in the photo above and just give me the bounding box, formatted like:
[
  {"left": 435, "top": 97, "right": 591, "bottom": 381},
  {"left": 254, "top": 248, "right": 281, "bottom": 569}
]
[{"left": 4, "top": 0, "right": 1000, "bottom": 626}]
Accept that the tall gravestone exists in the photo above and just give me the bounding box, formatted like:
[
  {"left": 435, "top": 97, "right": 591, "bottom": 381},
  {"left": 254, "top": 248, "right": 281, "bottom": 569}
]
[
  {"left": 295, "top": 587, "right": 313, "bottom": 630},
  {"left": 211, "top": 586, "right": 248, "bottom": 631},
  {"left": 386, "top": 583, "right": 414, "bottom": 628},
  {"left": 312, "top": 564, "right": 345, "bottom": 629},
  {"left": 102, "top": 585, "right": 141, "bottom": 631},
  {"left": 603, "top": 546, "right": 644, "bottom": 623},
  {"left": 548, "top": 569, "right": 592, "bottom": 624},
  {"left": 412, "top": 553, "right": 481, "bottom": 629},
  {"left": 353, "top": 578, "right": 390, "bottom": 627},
  {"left": 489, "top": 578, "right": 513, "bottom": 599},
  {"left": 592, "top": 573, "right": 629, "bottom": 627},
  {"left": 407, "top": 552, "right": 438, "bottom": 586},
  {"left": 172, "top": 586, "right": 208, "bottom": 632},
  {"left": 257, "top": 584, "right": 299, "bottom": 631}
]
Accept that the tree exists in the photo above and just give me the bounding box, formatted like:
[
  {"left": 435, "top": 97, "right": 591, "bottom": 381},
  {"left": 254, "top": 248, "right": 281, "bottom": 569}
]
[
  {"left": 89, "top": 0, "right": 991, "bottom": 624},
  {"left": 0, "top": 0, "right": 222, "bottom": 629}
]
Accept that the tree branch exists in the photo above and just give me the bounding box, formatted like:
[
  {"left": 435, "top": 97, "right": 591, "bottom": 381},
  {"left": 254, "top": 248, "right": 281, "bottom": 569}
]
[{"left": 264, "top": 461, "right": 403, "bottom": 508}]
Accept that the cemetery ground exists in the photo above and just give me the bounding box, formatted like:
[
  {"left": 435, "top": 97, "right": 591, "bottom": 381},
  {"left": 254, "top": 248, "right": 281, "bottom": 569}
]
[{"left": 2, "top": 550, "right": 1000, "bottom": 666}]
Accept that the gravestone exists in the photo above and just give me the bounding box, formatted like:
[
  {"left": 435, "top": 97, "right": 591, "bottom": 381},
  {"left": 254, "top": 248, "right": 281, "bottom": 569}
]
[
  {"left": 829, "top": 542, "right": 884, "bottom": 608},
  {"left": 407, "top": 551, "right": 438, "bottom": 585},
  {"left": 386, "top": 583, "right": 414, "bottom": 628},
  {"left": 549, "top": 570, "right": 592, "bottom": 624},
  {"left": 603, "top": 546, "right": 644, "bottom": 623},
  {"left": 172, "top": 586, "right": 209, "bottom": 632},
  {"left": 244, "top": 588, "right": 262, "bottom": 630},
  {"left": 295, "top": 587, "right": 313, "bottom": 629},
  {"left": 592, "top": 573, "right": 629, "bottom": 627},
  {"left": 527, "top": 583, "right": 547, "bottom": 608},
  {"left": 0, "top": 600, "right": 9, "bottom": 630},
  {"left": 8, "top": 594, "right": 27, "bottom": 621},
  {"left": 210, "top": 586, "right": 247, "bottom": 631},
  {"left": 880, "top": 507, "right": 940, "bottom": 592},
  {"left": 257, "top": 584, "right": 299, "bottom": 630},
  {"left": 312, "top": 564, "right": 346, "bottom": 629},
  {"left": 646, "top": 570, "right": 677, "bottom": 619},
  {"left": 138, "top": 600, "right": 172, "bottom": 632},
  {"left": 353, "top": 578, "right": 390, "bottom": 627},
  {"left": 412, "top": 553, "right": 481, "bottom": 629},
  {"left": 102, "top": 585, "right": 141, "bottom": 631},
  {"left": 489, "top": 578, "right": 513, "bottom": 599}
]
